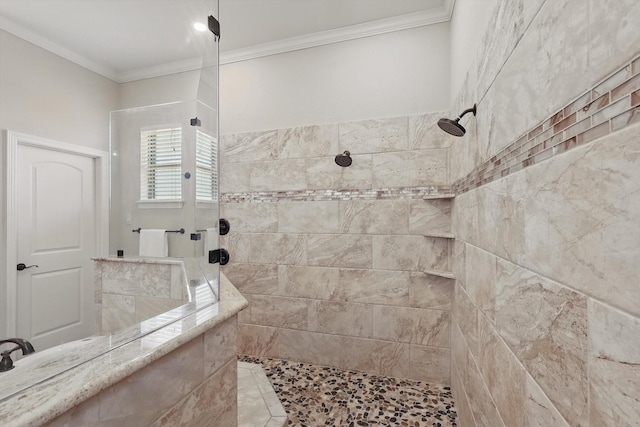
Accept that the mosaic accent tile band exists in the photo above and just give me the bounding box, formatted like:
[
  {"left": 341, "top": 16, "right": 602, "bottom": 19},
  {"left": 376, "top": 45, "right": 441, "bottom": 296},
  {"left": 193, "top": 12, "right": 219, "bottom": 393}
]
[
  {"left": 221, "top": 186, "right": 454, "bottom": 203},
  {"left": 455, "top": 53, "right": 640, "bottom": 194}
]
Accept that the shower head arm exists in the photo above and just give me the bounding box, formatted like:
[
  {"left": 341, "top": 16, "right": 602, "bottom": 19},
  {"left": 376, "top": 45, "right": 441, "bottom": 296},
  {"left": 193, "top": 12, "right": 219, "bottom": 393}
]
[{"left": 457, "top": 104, "right": 477, "bottom": 120}]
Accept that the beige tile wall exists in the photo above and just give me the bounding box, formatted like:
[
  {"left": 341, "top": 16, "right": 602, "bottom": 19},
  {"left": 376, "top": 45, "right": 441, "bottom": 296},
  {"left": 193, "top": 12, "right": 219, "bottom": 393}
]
[
  {"left": 94, "top": 260, "right": 185, "bottom": 334},
  {"left": 221, "top": 114, "right": 455, "bottom": 384},
  {"left": 449, "top": 0, "right": 640, "bottom": 426},
  {"left": 45, "top": 316, "right": 238, "bottom": 427}
]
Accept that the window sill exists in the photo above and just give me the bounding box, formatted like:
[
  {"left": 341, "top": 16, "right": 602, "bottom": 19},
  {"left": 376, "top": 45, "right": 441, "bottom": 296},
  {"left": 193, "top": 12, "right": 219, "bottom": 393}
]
[{"left": 137, "top": 200, "right": 184, "bottom": 209}]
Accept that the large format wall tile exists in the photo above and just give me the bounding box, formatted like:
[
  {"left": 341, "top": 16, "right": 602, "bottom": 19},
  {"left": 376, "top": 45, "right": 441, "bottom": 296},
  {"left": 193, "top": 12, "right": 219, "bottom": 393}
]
[
  {"left": 373, "top": 235, "right": 449, "bottom": 272},
  {"left": 280, "top": 327, "right": 418, "bottom": 381},
  {"left": 250, "top": 295, "right": 309, "bottom": 330},
  {"left": 277, "top": 124, "right": 339, "bottom": 159},
  {"left": 219, "top": 161, "right": 251, "bottom": 193},
  {"left": 474, "top": 0, "right": 546, "bottom": 103},
  {"left": 408, "top": 273, "right": 453, "bottom": 310},
  {"left": 452, "top": 283, "right": 478, "bottom": 358},
  {"left": 588, "top": 0, "right": 640, "bottom": 87},
  {"left": 222, "top": 130, "right": 279, "bottom": 163},
  {"left": 372, "top": 150, "right": 448, "bottom": 187},
  {"left": 478, "top": 314, "right": 525, "bottom": 427},
  {"left": 406, "top": 345, "right": 451, "bottom": 384},
  {"left": 305, "top": 154, "right": 373, "bottom": 190},
  {"left": 220, "top": 232, "right": 251, "bottom": 263},
  {"left": 588, "top": 300, "right": 640, "bottom": 426},
  {"left": 307, "top": 234, "right": 372, "bottom": 268},
  {"left": 451, "top": 358, "right": 475, "bottom": 427},
  {"left": 221, "top": 202, "right": 278, "bottom": 233},
  {"left": 221, "top": 263, "right": 279, "bottom": 295},
  {"left": 524, "top": 375, "right": 571, "bottom": 427},
  {"left": 495, "top": 258, "right": 588, "bottom": 427},
  {"left": 151, "top": 358, "right": 237, "bottom": 427},
  {"left": 523, "top": 124, "right": 640, "bottom": 319},
  {"left": 339, "top": 117, "right": 408, "bottom": 153},
  {"left": 487, "top": 0, "right": 590, "bottom": 153},
  {"left": 463, "top": 346, "right": 505, "bottom": 427},
  {"left": 451, "top": 190, "right": 479, "bottom": 246},
  {"left": 340, "top": 200, "right": 410, "bottom": 234},
  {"left": 278, "top": 201, "right": 339, "bottom": 233},
  {"left": 250, "top": 159, "right": 308, "bottom": 191},
  {"left": 464, "top": 244, "right": 496, "bottom": 322},
  {"left": 337, "top": 269, "right": 409, "bottom": 306},
  {"left": 308, "top": 300, "right": 372, "bottom": 338},
  {"left": 372, "top": 305, "right": 449, "bottom": 348},
  {"left": 408, "top": 112, "right": 453, "bottom": 150},
  {"left": 204, "top": 316, "right": 237, "bottom": 377},
  {"left": 278, "top": 265, "right": 340, "bottom": 300},
  {"left": 248, "top": 233, "right": 307, "bottom": 265},
  {"left": 493, "top": 172, "right": 526, "bottom": 263},
  {"left": 408, "top": 199, "right": 451, "bottom": 235},
  {"left": 102, "top": 263, "right": 171, "bottom": 298}
]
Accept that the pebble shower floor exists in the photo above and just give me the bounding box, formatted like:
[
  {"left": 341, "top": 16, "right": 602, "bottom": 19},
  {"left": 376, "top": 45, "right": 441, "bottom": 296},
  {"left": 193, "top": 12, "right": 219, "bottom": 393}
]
[{"left": 240, "top": 356, "right": 458, "bottom": 427}]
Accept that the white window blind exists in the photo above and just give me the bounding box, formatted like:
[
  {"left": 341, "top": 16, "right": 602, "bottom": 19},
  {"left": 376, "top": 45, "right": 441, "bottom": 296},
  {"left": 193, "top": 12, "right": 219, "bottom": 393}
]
[
  {"left": 195, "top": 130, "right": 218, "bottom": 201},
  {"left": 140, "top": 126, "right": 182, "bottom": 200}
]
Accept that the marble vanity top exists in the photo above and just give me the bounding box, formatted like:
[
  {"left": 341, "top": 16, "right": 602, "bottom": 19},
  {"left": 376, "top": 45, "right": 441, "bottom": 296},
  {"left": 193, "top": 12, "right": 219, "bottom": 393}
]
[{"left": 0, "top": 273, "right": 247, "bottom": 427}]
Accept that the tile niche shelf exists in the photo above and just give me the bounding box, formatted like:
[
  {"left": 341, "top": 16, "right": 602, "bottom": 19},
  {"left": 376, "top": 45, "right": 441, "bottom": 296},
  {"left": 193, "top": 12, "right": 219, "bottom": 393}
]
[{"left": 423, "top": 269, "right": 456, "bottom": 280}]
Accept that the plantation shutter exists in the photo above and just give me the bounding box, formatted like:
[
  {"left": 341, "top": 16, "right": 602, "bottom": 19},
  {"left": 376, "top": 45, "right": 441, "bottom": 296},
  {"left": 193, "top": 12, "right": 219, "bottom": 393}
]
[
  {"left": 195, "top": 130, "right": 218, "bottom": 201},
  {"left": 140, "top": 126, "right": 182, "bottom": 200}
]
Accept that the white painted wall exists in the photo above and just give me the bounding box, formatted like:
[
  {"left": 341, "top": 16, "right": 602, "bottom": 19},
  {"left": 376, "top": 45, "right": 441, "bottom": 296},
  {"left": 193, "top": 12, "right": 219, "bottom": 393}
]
[
  {"left": 220, "top": 23, "right": 451, "bottom": 134},
  {"left": 0, "top": 30, "right": 119, "bottom": 337},
  {"left": 0, "top": 31, "right": 119, "bottom": 149},
  {"left": 449, "top": 0, "right": 498, "bottom": 102},
  {"left": 118, "top": 70, "right": 201, "bottom": 110}
]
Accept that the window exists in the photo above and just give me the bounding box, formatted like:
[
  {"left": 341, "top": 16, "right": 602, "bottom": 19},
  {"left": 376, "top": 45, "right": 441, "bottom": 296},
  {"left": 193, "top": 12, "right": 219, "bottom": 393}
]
[
  {"left": 195, "top": 130, "right": 218, "bottom": 201},
  {"left": 140, "top": 126, "right": 182, "bottom": 200}
]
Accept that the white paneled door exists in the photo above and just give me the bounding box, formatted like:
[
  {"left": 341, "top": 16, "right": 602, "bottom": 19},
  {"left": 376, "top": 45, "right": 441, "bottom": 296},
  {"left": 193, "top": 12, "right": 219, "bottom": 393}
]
[{"left": 15, "top": 143, "right": 96, "bottom": 351}]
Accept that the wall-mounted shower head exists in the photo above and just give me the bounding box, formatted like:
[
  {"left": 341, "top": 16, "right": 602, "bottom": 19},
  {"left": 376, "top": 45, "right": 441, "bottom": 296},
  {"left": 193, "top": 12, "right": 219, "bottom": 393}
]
[
  {"left": 438, "top": 104, "right": 477, "bottom": 137},
  {"left": 335, "top": 151, "right": 352, "bottom": 167}
]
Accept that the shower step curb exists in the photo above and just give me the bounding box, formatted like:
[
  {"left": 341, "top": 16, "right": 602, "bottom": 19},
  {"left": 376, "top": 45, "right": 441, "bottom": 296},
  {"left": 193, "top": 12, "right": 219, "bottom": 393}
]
[{"left": 238, "top": 361, "right": 287, "bottom": 427}]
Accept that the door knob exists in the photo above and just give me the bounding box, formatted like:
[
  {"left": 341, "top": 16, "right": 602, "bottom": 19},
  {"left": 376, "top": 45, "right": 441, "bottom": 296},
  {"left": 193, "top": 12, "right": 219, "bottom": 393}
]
[{"left": 17, "top": 263, "right": 38, "bottom": 271}]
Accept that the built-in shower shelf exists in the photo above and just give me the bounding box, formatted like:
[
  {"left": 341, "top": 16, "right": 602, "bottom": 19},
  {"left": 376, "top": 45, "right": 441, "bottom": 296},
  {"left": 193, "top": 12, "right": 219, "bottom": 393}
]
[
  {"left": 423, "top": 269, "right": 455, "bottom": 280},
  {"left": 421, "top": 193, "right": 455, "bottom": 200},
  {"left": 423, "top": 232, "right": 455, "bottom": 239}
]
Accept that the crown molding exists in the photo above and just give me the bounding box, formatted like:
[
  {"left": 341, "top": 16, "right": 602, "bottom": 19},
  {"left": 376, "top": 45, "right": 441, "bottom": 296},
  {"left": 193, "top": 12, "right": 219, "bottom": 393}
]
[
  {"left": 117, "top": 57, "right": 205, "bottom": 83},
  {"left": 0, "top": 16, "right": 120, "bottom": 82},
  {"left": 220, "top": 4, "right": 454, "bottom": 65},
  {"left": 1, "top": 0, "right": 454, "bottom": 82}
]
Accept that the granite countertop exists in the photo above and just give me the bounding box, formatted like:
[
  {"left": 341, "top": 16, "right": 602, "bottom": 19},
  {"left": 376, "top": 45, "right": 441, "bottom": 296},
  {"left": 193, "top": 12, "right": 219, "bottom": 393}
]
[{"left": 0, "top": 273, "right": 247, "bottom": 427}]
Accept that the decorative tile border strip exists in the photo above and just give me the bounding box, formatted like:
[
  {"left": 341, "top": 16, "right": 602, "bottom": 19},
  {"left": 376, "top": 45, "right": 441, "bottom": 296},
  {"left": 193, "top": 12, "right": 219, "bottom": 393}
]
[
  {"left": 220, "top": 186, "right": 454, "bottom": 203},
  {"left": 454, "top": 53, "right": 640, "bottom": 194}
]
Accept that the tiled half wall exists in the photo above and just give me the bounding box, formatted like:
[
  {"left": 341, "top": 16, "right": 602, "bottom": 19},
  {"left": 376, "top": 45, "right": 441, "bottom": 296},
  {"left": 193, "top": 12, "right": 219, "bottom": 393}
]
[
  {"left": 221, "top": 113, "right": 455, "bottom": 384},
  {"left": 94, "top": 259, "right": 185, "bottom": 334}
]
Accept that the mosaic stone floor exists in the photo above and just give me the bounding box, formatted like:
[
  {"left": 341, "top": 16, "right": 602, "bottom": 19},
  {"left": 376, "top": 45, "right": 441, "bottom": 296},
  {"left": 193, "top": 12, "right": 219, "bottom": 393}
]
[{"left": 240, "top": 356, "right": 458, "bottom": 427}]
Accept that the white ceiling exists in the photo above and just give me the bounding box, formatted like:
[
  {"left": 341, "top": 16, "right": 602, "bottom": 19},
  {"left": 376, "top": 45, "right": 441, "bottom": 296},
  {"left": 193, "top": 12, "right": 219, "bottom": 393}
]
[{"left": 0, "top": 0, "right": 453, "bottom": 82}]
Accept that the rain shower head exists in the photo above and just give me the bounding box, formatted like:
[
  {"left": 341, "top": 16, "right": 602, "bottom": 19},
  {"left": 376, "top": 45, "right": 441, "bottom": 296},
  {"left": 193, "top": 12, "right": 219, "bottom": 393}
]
[
  {"left": 438, "top": 104, "right": 477, "bottom": 137},
  {"left": 335, "top": 151, "right": 352, "bottom": 167}
]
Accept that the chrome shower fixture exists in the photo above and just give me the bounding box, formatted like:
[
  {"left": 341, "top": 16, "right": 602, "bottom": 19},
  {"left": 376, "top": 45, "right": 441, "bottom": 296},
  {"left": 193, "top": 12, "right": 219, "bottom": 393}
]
[
  {"left": 438, "top": 103, "right": 477, "bottom": 137},
  {"left": 335, "top": 151, "right": 352, "bottom": 167}
]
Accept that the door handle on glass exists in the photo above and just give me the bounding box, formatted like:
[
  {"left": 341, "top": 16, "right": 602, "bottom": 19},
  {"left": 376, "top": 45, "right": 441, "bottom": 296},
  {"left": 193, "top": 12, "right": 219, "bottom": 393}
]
[{"left": 17, "top": 263, "right": 38, "bottom": 271}]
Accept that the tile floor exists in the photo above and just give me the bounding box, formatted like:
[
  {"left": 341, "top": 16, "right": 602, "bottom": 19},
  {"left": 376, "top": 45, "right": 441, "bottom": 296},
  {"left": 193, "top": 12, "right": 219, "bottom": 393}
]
[{"left": 239, "top": 356, "right": 458, "bottom": 427}]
